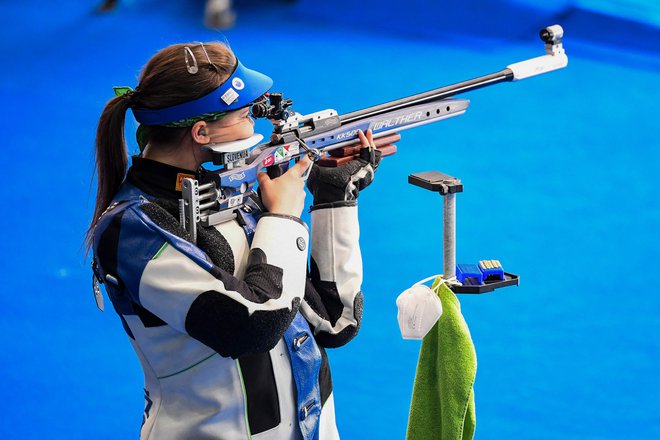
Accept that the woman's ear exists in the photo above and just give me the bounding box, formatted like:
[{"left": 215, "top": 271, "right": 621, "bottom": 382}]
[{"left": 191, "top": 121, "right": 210, "bottom": 144}]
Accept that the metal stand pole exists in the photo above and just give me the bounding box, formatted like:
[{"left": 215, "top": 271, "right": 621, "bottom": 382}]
[
  {"left": 408, "top": 171, "right": 462, "bottom": 279},
  {"left": 443, "top": 192, "right": 456, "bottom": 279}
]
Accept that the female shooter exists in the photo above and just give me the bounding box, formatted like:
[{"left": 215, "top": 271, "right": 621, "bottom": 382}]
[{"left": 87, "top": 42, "right": 380, "bottom": 439}]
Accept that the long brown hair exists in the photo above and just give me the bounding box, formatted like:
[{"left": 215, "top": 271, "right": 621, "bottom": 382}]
[{"left": 85, "top": 42, "right": 236, "bottom": 251}]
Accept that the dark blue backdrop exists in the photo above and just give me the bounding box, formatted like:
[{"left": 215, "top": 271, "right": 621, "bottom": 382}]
[{"left": 1, "top": 0, "right": 658, "bottom": 438}]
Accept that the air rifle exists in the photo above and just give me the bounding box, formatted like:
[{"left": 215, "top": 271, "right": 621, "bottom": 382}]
[{"left": 179, "top": 25, "right": 567, "bottom": 242}]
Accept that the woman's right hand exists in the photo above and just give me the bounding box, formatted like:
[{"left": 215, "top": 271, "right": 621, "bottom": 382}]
[{"left": 257, "top": 155, "right": 313, "bottom": 218}]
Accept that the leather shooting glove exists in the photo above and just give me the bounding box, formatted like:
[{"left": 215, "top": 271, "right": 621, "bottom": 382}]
[{"left": 306, "top": 139, "right": 382, "bottom": 206}]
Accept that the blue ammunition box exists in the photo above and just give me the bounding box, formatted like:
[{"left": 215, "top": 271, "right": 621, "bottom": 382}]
[
  {"left": 479, "top": 260, "right": 505, "bottom": 281},
  {"left": 456, "top": 263, "right": 483, "bottom": 285}
]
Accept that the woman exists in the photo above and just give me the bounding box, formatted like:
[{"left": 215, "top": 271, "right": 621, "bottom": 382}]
[{"left": 87, "top": 42, "right": 380, "bottom": 439}]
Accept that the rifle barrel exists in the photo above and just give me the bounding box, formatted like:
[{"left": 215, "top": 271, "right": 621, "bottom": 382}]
[{"left": 339, "top": 68, "right": 513, "bottom": 124}]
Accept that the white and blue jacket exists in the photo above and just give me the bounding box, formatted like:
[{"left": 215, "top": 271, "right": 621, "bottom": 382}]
[{"left": 92, "top": 158, "right": 364, "bottom": 440}]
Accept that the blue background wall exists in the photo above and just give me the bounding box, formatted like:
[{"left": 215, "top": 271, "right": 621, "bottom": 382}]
[{"left": 1, "top": 0, "right": 658, "bottom": 438}]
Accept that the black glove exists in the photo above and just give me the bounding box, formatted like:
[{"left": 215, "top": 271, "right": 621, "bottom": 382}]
[{"left": 306, "top": 146, "right": 382, "bottom": 206}]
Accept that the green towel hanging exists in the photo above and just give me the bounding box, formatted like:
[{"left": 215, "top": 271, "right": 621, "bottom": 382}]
[{"left": 406, "top": 278, "right": 477, "bottom": 440}]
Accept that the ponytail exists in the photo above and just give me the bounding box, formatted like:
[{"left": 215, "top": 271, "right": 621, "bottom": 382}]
[{"left": 85, "top": 95, "right": 131, "bottom": 252}]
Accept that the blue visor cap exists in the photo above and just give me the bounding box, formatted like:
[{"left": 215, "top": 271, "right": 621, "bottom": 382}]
[{"left": 132, "top": 60, "right": 273, "bottom": 125}]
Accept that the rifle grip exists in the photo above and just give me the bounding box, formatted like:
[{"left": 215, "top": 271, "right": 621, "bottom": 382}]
[
  {"left": 266, "top": 163, "right": 288, "bottom": 179},
  {"left": 257, "top": 163, "right": 287, "bottom": 211}
]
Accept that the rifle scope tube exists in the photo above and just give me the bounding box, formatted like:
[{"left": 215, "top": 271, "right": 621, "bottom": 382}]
[{"left": 339, "top": 68, "right": 514, "bottom": 124}]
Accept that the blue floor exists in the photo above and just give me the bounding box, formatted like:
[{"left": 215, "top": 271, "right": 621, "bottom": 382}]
[{"left": 1, "top": 1, "right": 658, "bottom": 438}]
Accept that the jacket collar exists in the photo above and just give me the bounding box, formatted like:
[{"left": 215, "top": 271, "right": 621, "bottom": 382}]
[{"left": 126, "top": 156, "right": 199, "bottom": 199}]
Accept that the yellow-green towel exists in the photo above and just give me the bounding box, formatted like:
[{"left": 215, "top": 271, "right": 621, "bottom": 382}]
[{"left": 406, "top": 279, "right": 477, "bottom": 440}]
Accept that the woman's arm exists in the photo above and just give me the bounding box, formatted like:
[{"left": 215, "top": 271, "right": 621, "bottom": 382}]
[
  {"left": 302, "top": 201, "right": 364, "bottom": 348},
  {"left": 96, "top": 202, "right": 309, "bottom": 359},
  {"left": 301, "top": 129, "right": 381, "bottom": 348}
]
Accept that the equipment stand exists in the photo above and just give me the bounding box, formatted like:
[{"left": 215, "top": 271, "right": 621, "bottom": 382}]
[{"left": 408, "top": 171, "right": 519, "bottom": 294}]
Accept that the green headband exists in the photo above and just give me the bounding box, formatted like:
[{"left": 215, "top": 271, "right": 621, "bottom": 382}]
[
  {"left": 135, "top": 111, "right": 227, "bottom": 150},
  {"left": 114, "top": 86, "right": 228, "bottom": 150},
  {"left": 160, "top": 110, "right": 228, "bottom": 127}
]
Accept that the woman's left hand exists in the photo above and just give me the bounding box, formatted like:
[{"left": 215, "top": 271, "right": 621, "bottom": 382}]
[{"left": 306, "top": 129, "right": 382, "bottom": 205}]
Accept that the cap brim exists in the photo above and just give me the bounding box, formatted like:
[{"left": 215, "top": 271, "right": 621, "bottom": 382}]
[{"left": 132, "top": 60, "right": 273, "bottom": 126}]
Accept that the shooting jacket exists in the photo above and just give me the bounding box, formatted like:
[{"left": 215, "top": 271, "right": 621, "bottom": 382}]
[{"left": 92, "top": 157, "right": 364, "bottom": 440}]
